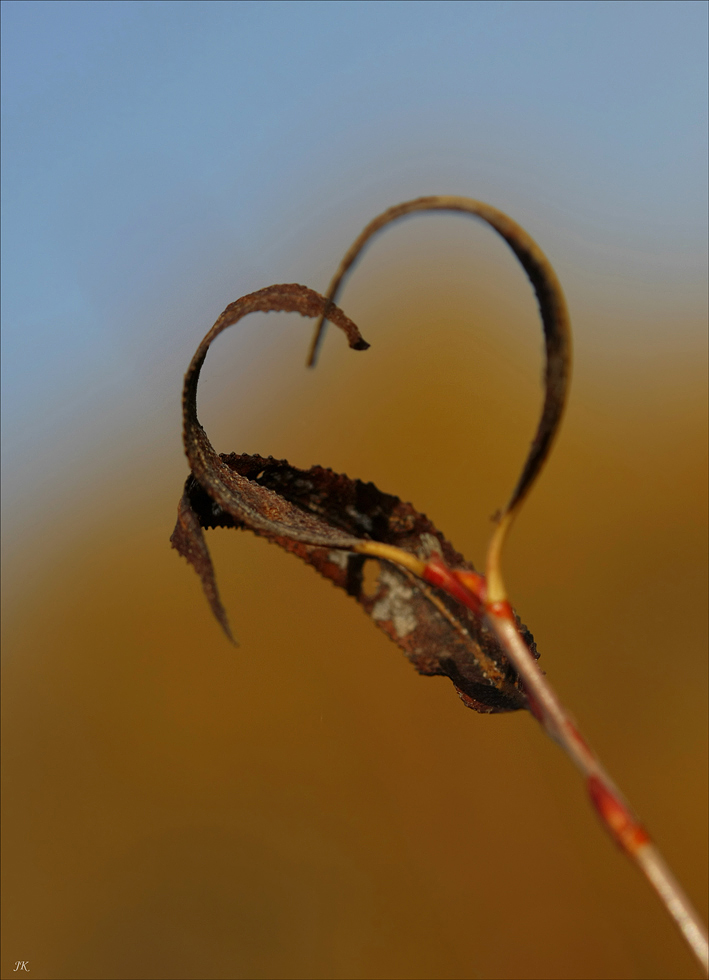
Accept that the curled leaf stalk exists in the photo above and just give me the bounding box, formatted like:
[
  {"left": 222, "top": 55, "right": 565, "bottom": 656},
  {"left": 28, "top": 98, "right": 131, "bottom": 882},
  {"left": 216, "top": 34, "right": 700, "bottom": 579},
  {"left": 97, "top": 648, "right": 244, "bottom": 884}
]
[{"left": 315, "top": 197, "right": 707, "bottom": 974}]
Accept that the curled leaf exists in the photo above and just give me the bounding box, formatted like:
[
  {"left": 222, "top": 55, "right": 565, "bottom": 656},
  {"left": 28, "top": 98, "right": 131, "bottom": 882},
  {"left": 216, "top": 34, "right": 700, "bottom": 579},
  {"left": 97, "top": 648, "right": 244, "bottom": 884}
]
[
  {"left": 182, "top": 284, "right": 369, "bottom": 549},
  {"left": 177, "top": 452, "right": 536, "bottom": 712},
  {"left": 171, "top": 281, "right": 536, "bottom": 712},
  {"left": 171, "top": 198, "right": 572, "bottom": 713},
  {"left": 307, "top": 195, "right": 571, "bottom": 521}
]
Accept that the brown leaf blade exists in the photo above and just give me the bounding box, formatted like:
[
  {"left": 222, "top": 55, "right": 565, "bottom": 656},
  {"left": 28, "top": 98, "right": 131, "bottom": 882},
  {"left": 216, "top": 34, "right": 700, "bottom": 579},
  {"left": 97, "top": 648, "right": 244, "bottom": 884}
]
[
  {"left": 177, "top": 452, "right": 537, "bottom": 712},
  {"left": 172, "top": 484, "right": 235, "bottom": 643},
  {"left": 171, "top": 280, "right": 536, "bottom": 713},
  {"left": 307, "top": 196, "right": 572, "bottom": 519},
  {"left": 181, "top": 284, "right": 370, "bottom": 549}
]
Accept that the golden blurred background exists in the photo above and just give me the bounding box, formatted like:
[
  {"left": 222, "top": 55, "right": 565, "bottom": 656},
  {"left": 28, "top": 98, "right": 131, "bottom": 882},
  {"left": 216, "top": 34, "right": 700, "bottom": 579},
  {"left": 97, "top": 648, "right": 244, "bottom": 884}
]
[
  {"left": 3, "top": 4, "right": 707, "bottom": 978},
  {"left": 3, "top": 219, "right": 706, "bottom": 979}
]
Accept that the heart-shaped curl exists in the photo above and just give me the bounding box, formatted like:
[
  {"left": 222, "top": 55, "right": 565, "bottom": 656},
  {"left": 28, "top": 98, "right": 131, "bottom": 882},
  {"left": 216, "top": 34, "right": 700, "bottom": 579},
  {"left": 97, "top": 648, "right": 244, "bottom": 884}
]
[{"left": 172, "top": 198, "right": 572, "bottom": 713}]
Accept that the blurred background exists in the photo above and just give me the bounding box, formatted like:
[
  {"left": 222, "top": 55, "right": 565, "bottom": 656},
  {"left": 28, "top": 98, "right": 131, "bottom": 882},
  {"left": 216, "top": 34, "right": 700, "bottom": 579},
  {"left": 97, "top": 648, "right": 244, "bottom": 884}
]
[{"left": 2, "top": 2, "right": 706, "bottom": 978}]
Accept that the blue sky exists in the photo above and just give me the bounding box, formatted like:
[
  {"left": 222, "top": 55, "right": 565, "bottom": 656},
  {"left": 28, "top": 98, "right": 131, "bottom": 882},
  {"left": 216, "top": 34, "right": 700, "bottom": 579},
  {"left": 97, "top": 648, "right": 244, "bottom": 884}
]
[{"left": 2, "top": 0, "right": 707, "bottom": 540}]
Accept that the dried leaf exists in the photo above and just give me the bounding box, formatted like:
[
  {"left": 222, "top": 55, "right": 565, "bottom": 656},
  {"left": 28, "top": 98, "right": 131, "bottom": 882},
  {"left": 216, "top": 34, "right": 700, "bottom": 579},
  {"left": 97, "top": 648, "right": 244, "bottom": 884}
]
[
  {"left": 170, "top": 204, "right": 709, "bottom": 974},
  {"left": 176, "top": 453, "right": 537, "bottom": 712},
  {"left": 171, "top": 191, "right": 573, "bottom": 715},
  {"left": 171, "top": 282, "right": 536, "bottom": 712}
]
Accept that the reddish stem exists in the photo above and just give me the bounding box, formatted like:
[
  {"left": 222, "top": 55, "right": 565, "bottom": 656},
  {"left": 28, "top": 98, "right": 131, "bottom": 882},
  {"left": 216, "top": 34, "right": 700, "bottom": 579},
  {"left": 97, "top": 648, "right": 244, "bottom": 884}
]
[{"left": 418, "top": 552, "right": 709, "bottom": 976}]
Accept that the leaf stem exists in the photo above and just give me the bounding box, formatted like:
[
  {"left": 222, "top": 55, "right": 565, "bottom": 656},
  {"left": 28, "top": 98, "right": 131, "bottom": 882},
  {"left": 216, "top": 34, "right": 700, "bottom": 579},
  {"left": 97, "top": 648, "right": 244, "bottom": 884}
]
[
  {"left": 362, "top": 541, "right": 709, "bottom": 974},
  {"left": 483, "top": 595, "right": 709, "bottom": 976},
  {"left": 369, "top": 541, "right": 709, "bottom": 975}
]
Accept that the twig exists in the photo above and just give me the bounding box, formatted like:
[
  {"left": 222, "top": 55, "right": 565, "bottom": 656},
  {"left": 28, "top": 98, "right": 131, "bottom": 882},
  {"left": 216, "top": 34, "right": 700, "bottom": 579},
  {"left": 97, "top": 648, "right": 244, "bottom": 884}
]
[
  {"left": 353, "top": 539, "right": 708, "bottom": 975},
  {"left": 484, "top": 589, "right": 709, "bottom": 975}
]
